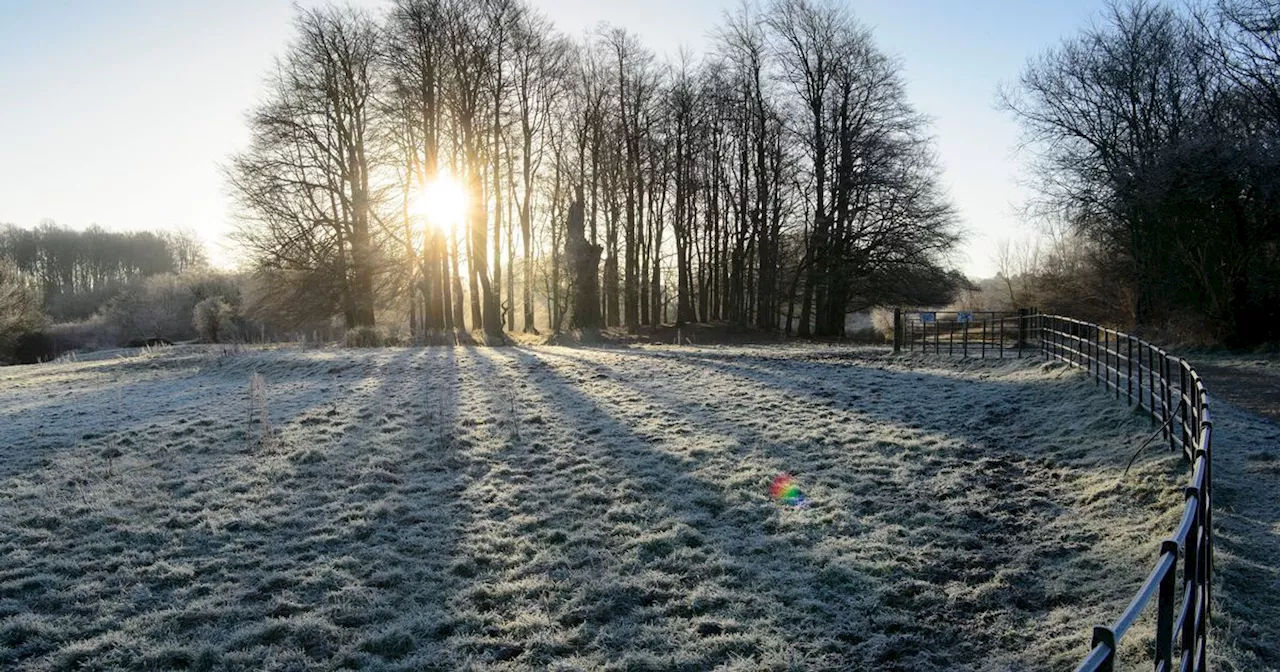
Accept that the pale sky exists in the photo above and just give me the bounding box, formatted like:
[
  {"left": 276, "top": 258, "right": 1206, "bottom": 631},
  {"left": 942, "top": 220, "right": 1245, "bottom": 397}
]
[{"left": 0, "top": 0, "right": 1106, "bottom": 277}]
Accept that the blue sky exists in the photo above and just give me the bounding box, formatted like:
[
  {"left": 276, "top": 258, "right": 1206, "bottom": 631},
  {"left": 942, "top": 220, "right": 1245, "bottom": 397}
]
[{"left": 0, "top": 0, "right": 1107, "bottom": 277}]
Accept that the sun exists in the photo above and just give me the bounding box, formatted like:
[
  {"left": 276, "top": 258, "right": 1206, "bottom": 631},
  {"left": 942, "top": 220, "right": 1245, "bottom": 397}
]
[{"left": 410, "top": 173, "right": 468, "bottom": 232}]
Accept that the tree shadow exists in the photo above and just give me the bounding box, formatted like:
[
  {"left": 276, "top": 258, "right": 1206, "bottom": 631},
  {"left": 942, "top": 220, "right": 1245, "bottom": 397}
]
[
  {"left": 0, "top": 347, "right": 476, "bottom": 670},
  {"left": 482, "top": 345, "right": 872, "bottom": 669},
  {"left": 619, "top": 348, "right": 1280, "bottom": 667},
  {"left": 516, "top": 345, "right": 1192, "bottom": 669}
]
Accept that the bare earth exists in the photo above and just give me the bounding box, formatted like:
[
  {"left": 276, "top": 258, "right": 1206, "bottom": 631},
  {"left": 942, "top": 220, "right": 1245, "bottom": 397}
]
[
  {"left": 1195, "top": 361, "right": 1280, "bottom": 423},
  {"left": 1179, "top": 356, "right": 1280, "bottom": 671},
  {"left": 0, "top": 344, "right": 1272, "bottom": 670}
]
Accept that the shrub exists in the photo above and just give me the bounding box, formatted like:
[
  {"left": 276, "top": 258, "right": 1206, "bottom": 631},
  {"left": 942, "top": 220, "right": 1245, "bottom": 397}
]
[
  {"left": 343, "top": 326, "right": 384, "bottom": 348},
  {"left": 46, "top": 317, "right": 113, "bottom": 352},
  {"left": 193, "top": 296, "right": 234, "bottom": 343},
  {"left": 12, "top": 332, "right": 57, "bottom": 364},
  {"left": 102, "top": 270, "right": 243, "bottom": 344},
  {"left": 0, "top": 258, "right": 47, "bottom": 364},
  {"left": 871, "top": 308, "right": 896, "bottom": 342}
]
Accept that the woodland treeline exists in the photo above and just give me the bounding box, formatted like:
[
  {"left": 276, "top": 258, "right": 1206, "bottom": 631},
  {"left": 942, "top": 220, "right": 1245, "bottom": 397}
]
[
  {"left": 0, "top": 223, "right": 206, "bottom": 321},
  {"left": 1001, "top": 0, "right": 1280, "bottom": 346},
  {"left": 228, "top": 0, "right": 963, "bottom": 338},
  {"left": 0, "top": 222, "right": 238, "bottom": 363}
]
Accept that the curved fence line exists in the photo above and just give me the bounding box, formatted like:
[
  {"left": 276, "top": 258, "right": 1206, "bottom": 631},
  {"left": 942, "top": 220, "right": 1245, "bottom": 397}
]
[{"left": 892, "top": 310, "right": 1212, "bottom": 672}]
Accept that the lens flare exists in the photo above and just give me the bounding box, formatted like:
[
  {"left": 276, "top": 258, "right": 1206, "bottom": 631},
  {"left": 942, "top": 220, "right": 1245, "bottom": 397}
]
[{"left": 769, "top": 473, "right": 809, "bottom": 508}]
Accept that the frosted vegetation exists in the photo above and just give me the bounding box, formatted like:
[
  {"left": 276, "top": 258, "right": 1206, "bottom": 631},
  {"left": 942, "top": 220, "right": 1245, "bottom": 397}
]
[{"left": 0, "top": 345, "right": 1272, "bottom": 670}]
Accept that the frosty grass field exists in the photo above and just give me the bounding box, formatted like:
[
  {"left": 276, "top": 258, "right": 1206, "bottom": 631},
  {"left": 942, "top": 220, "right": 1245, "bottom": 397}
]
[{"left": 1, "top": 344, "right": 1276, "bottom": 670}]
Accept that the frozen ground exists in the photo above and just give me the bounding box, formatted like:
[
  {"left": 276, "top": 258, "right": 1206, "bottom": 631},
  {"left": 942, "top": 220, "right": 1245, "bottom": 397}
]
[{"left": 0, "top": 344, "right": 1272, "bottom": 670}]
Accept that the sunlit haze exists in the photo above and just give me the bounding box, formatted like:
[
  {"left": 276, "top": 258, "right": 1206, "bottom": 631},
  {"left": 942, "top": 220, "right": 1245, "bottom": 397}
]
[
  {"left": 412, "top": 173, "right": 470, "bottom": 233},
  {"left": 0, "top": 0, "right": 1107, "bottom": 276}
]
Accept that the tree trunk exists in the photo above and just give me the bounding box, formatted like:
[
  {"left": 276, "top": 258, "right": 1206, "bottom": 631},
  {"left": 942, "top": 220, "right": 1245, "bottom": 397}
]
[{"left": 568, "top": 186, "right": 603, "bottom": 330}]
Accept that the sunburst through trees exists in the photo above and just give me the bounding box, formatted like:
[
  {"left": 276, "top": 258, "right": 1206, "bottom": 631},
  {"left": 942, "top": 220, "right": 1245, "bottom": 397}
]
[{"left": 228, "top": 0, "right": 965, "bottom": 338}]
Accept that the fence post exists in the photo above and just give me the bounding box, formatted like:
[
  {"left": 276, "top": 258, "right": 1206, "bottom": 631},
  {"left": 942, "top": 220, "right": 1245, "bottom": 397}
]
[
  {"left": 1102, "top": 328, "right": 1108, "bottom": 386},
  {"left": 1155, "top": 540, "right": 1178, "bottom": 669},
  {"left": 1180, "top": 364, "right": 1189, "bottom": 454},
  {"left": 1182, "top": 502, "right": 1200, "bottom": 660},
  {"left": 1161, "top": 353, "right": 1173, "bottom": 450},
  {"left": 1109, "top": 330, "right": 1116, "bottom": 397},
  {"left": 1048, "top": 316, "right": 1055, "bottom": 360},
  {"left": 1056, "top": 317, "right": 1062, "bottom": 361},
  {"left": 1104, "top": 329, "right": 1110, "bottom": 391},
  {"left": 893, "top": 308, "right": 902, "bottom": 353},
  {"left": 1127, "top": 336, "right": 1134, "bottom": 406},
  {"left": 1039, "top": 312, "right": 1046, "bottom": 359},
  {"left": 981, "top": 320, "right": 987, "bottom": 359},
  {"left": 1071, "top": 321, "right": 1077, "bottom": 366},
  {"left": 1105, "top": 327, "right": 1116, "bottom": 389},
  {"left": 1017, "top": 308, "right": 1028, "bottom": 354},
  {"left": 1100, "top": 326, "right": 1111, "bottom": 378},
  {"left": 1113, "top": 331, "right": 1120, "bottom": 400},
  {"left": 1017, "top": 310, "right": 1025, "bottom": 358},
  {"left": 1086, "top": 324, "right": 1091, "bottom": 369},
  {"left": 1091, "top": 626, "right": 1117, "bottom": 672},
  {"left": 963, "top": 319, "right": 969, "bottom": 358},
  {"left": 1086, "top": 323, "right": 1092, "bottom": 373},
  {"left": 1077, "top": 321, "right": 1083, "bottom": 369},
  {"left": 1149, "top": 345, "right": 1157, "bottom": 423}
]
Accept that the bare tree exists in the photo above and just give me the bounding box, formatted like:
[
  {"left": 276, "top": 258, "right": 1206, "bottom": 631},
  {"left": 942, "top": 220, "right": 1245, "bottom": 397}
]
[
  {"left": 229, "top": 5, "right": 382, "bottom": 329},
  {"left": 229, "top": 0, "right": 966, "bottom": 338}
]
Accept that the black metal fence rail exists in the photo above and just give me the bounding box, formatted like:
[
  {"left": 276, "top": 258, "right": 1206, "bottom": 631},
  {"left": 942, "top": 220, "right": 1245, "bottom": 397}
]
[
  {"left": 897, "top": 309, "right": 1036, "bottom": 358},
  {"left": 892, "top": 310, "right": 1213, "bottom": 672}
]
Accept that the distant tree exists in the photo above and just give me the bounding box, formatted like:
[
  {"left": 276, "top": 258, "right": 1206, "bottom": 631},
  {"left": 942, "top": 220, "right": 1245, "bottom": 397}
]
[
  {"left": 510, "top": 10, "right": 565, "bottom": 332},
  {"left": 0, "top": 258, "right": 46, "bottom": 363},
  {"left": 193, "top": 296, "right": 233, "bottom": 343},
  {"left": 102, "top": 271, "right": 242, "bottom": 343},
  {"left": 994, "top": 238, "right": 1042, "bottom": 307},
  {"left": 164, "top": 230, "right": 208, "bottom": 273},
  {"left": 0, "top": 222, "right": 189, "bottom": 321}
]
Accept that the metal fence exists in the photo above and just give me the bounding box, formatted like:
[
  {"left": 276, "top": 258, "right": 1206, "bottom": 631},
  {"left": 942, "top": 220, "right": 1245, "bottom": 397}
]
[
  {"left": 896, "top": 309, "right": 1033, "bottom": 357},
  {"left": 892, "top": 310, "right": 1212, "bottom": 672}
]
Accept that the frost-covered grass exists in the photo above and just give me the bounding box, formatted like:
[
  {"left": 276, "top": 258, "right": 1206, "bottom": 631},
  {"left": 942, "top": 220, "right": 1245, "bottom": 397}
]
[{"left": 0, "top": 344, "right": 1208, "bottom": 670}]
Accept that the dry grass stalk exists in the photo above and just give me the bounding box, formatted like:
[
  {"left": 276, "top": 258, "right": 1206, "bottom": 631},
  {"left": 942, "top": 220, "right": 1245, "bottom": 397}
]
[{"left": 248, "top": 372, "right": 272, "bottom": 448}]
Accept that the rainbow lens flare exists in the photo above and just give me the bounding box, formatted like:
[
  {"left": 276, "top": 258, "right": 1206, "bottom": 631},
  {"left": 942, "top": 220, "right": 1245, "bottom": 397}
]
[{"left": 769, "top": 473, "right": 809, "bottom": 508}]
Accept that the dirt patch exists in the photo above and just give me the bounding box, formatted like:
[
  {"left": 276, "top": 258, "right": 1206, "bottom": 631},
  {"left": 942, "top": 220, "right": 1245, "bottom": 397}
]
[{"left": 1192, "top": 362, "right": 1280, "bottom": 423}]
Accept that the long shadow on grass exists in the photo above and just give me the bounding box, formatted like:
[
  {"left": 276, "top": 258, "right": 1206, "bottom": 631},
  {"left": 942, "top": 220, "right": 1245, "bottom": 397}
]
[
  {"left": 220, "top": 346, "right": 474, "bottom": 667},
  {"left": 485, "top": 346, "right": 892, "bottom": 669},
  {"left": 613, "top": 348, "right": 1124, "bottom": 462},
  {"left": 523, "top": 346, "right": 1189, "bottom": 669},
  {"left": 0, "top": 348, "right": 381, "bottom": 483},
  {"left": 169, "top": 346, "right": 473, "bottom": 669},
  {"left": 525, "top": 347, "right": 1003, "bottom": 668},
  {"left": 0, "top": 347, "right": 474, "bottom": 670},
  {"left": 444, "top": 346, "right": 703, "bottom": 667},
  {"left": 662, "top": 347, "right": 1267, "bottom": 665}
]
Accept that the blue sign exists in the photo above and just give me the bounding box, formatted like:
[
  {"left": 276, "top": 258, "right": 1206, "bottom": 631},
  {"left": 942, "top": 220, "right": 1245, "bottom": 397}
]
[{"left": 920, "top": 312, "right": 936, "bottom": 324}]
